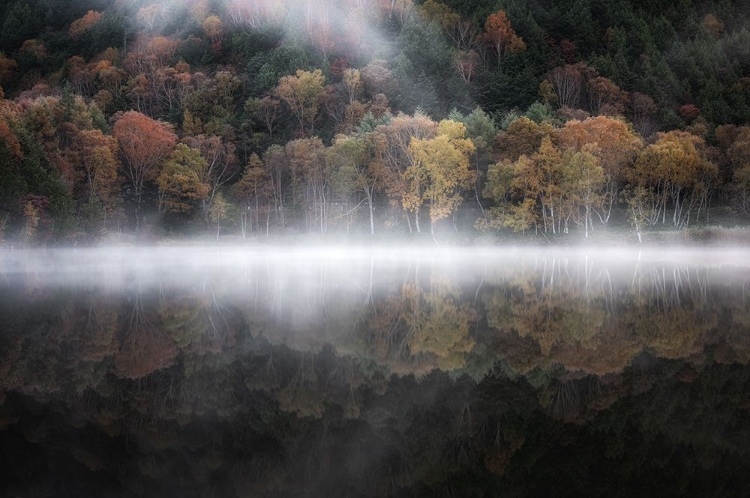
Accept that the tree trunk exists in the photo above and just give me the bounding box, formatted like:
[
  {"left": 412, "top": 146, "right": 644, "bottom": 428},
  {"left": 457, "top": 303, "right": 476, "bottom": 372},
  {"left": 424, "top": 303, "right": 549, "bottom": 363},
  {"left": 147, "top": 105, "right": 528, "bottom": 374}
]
[{"left": 367, "top": 190, "right": 375, "bottom": 235}]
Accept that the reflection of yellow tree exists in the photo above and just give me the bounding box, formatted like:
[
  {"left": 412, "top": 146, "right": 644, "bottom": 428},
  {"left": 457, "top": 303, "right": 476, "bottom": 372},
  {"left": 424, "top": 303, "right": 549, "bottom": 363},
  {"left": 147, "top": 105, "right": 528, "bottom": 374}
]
[
  {"left": 484, "top": 275, "right": 603, "bottom": 357},
  {"left": 158, "top": 294, "right": 210, "bottom": 349},
  {"left": 361, "top": 276, "right": 475, "bottom": 374},
  {"left": 405, "top": 277, "right": 475, "bottom": 370}
]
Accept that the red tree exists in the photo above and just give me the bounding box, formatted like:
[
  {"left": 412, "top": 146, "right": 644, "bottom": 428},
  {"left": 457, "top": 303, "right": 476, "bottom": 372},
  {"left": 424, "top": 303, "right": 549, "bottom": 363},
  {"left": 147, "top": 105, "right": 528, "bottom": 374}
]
[{"left": 112, "top": 111, "right": 177, "bottom": 227}]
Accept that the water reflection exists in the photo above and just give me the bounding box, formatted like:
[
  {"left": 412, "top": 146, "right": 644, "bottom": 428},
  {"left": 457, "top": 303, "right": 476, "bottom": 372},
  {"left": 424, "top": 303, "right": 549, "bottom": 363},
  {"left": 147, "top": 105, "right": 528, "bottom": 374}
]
[{"left": 1, "top": 247, "right": 750, "bottom": 497}]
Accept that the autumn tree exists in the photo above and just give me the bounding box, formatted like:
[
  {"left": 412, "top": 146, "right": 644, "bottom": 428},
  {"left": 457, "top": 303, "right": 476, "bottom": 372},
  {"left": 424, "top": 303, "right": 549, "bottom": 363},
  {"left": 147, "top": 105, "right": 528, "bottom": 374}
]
[
  {"left": 631, "top": 92, "right": 658, "bottom": 137},
  {"left": 20, "top": 195, "right": 49, "bottom": 242},
  {"left": 182, "top": 71, "right": 240, "bottom": 135},
  {"left": 360, "top": 59, "right": 398, "bottom": 100},
  {"left": 629, "top": 131, "right": 718, "bottom": 228},
  {"left": 208, "top": 192, "right": 229, "bottom": 240},
  {"left": 488, "top": 159, "right": 538, "bottom": 232},
  {"left": 202, "top": 15, "right": 224, "bottom": 46},
  {"left": 69, "top": 10, "right": 102, "bottom": 38},
  {"left": 286, "top": 137, "right": 328, "bottom": 233},
  {"left": 274, "top": 69, "right": 326, "bottom": 137},
  {"left": 326, "top": 134, "right": 378, "bottom": 234},
  {"left": 482, "top": 10, "right": 525, "bottom": 72},
  {"left": 530, "top": 136, "right": 565, "bottom": 233},
  {"left": 182, "top": 134, "right": 237, "bottom": 222},
  {"left": 234, "top": 153, "right": 272, "bottom": 236},
  {"left": 421, "top": 0, "right": 479, "bottom": 50},
  {"left": 372, "top": 112, "right": 436, "bottom": 232},
  {"left": 556, "top": 116, "right": 643, "bottom": 225},
  {"left": 495, "top": 116, "right": 554, "bottom": 162},
  {"left": 112, "top": 111, "right": 177, "bottom": 227},
  {"left": 69, "top": 130, "right": 121, "bottom": 230},
  {"left": 561, "top": 144, "right": 605, "bottom": 237},
  {"left": 245, "top": 96, "right": 281, "bottom": 138},
  {"left": 454, "top": 50, "right": 480, "bottom": 84},
  {"left": 156, "top": 144, "right": 209, "bottom": 214},
  {"left": 408, "top": 119, "right": 475, "bottom": 233},
  {"left": 587, "top": 76, "right": 627, "bottom": 116},
  {"left": 323, "top": 70, "right": 367, "bottom": 135}
]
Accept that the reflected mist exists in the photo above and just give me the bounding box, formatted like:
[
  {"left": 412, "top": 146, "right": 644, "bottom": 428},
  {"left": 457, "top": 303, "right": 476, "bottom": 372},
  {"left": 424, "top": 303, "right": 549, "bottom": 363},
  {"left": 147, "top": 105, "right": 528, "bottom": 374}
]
[{"left": 2, "top": 247, "right": 750, "bottom": 497}]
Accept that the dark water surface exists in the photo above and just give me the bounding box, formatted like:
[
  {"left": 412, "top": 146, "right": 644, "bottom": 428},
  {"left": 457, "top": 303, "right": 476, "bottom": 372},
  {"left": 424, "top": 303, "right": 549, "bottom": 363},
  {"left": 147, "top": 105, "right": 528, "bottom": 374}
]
[{"left": 2, "top": 246, "right": 750, "bottom": 497}]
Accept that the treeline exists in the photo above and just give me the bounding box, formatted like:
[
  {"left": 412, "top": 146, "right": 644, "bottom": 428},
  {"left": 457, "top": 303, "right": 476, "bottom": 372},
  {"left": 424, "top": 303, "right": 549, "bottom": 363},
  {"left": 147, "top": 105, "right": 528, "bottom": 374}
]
[{"left": 1, "top": 0, "right": 750, "bottom": 242}]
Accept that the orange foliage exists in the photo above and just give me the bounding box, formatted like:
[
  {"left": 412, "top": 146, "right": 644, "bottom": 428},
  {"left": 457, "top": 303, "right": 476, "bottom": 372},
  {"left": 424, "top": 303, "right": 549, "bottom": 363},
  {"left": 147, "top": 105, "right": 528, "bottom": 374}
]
[
  {"left": 112, "top": 111, "right": 177, "bottom": 204},
  {"left": 69, "top": 10, "right": 102, "bottom": 38},
  {"left": 483, "top": 10, "right": 525, "bottom": 71}
]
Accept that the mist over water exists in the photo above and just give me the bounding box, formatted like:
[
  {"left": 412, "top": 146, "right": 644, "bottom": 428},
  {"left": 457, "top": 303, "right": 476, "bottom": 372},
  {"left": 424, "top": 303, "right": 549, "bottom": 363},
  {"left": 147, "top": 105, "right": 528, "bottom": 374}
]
[{"left": 2, "top": 246, "right": 750, "bottom": 497}]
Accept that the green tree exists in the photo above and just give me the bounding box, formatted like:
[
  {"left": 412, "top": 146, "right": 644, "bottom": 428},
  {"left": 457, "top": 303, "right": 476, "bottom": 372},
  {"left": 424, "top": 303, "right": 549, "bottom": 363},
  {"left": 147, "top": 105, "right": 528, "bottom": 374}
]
[{"left": 326, "top": 134, "right": 378, "bottom": 235}]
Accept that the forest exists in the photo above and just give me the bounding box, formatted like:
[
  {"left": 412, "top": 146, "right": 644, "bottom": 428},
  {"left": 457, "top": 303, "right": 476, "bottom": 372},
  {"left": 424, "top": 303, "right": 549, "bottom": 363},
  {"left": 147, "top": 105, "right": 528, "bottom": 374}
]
[{"left": 2, "top": 0, "right": 750, "bottom": 243}]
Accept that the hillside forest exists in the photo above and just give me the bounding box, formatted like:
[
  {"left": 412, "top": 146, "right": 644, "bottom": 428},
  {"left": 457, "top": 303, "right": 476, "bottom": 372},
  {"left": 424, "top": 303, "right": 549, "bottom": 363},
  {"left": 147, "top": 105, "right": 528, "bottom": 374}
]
[{"left": 2, "top": 0, "right": 750, "bottom": 243}]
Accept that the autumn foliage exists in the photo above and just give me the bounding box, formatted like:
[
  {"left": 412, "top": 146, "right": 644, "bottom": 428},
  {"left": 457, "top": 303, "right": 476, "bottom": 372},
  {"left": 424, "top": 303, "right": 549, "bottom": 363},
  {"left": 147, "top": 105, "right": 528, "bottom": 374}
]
[{"left": 0, "top": 0, "right": 747, "bottom": 241}]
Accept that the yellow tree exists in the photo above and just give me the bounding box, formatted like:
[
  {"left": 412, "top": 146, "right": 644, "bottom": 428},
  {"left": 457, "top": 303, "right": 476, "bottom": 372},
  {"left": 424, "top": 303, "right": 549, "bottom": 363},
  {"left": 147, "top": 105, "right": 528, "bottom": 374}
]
[
  {"left": 556, "top": 116, "right": 642, "bottom": 225},
  {"left": 561, "top": 144, "right": 605, "bottom": 237},
  {"left": 408, "top": 119, "right": 475, "bottom": 234},
  {"left": 405, "top": 277, "right": 475, "bottom": 371},
  {"left": 274, "top": 69, "right": 326, "bottom": 137},
  {"left": 156, "top": 144, "right": 209, "bottom": 214},
  {"left": 371, "top": 112, "right": 436, "bottom": 232},
  {"left": 630, "top": 131, "right": 717, "bottom": 228},
  {"left": 208, "top": 192, "right": 229, "bottom": 240},
  {"left": 69, "top": 129, "right": 121, "bottom": 228},
  {"left": 202, "top": 15, "right": 224, "bottom": 45},
  {"left": 483, "top": 158, "right": 516, "bottom": 229}
]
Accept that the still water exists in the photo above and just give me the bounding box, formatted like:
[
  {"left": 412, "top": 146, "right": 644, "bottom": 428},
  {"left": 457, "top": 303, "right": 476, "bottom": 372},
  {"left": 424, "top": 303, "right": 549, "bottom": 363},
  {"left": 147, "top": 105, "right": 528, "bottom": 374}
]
[{"left": 1, "top": 246, "right": 750, "bottom": 497}]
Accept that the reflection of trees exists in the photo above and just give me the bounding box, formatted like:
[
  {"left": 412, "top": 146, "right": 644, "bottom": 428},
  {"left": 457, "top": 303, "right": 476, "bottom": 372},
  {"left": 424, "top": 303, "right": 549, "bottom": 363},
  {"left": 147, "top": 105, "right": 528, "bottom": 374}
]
[
  {"left": 482, "top": 258, "right": 736, "bottom": 377},
  {"left": 158, "top": 284, "right": 236, "bottom": 355},
  {"left": 484, "top": 260, "right": 605, "bottom": 358},
  {"left": 275, "top": 353, "right": 326, "bottom": 418},
  {"left": 360, "top": 274, "right": 475, "bottom": 375},
  {"left": 114, "top": 290, "right": 178, "bottom": 380}
]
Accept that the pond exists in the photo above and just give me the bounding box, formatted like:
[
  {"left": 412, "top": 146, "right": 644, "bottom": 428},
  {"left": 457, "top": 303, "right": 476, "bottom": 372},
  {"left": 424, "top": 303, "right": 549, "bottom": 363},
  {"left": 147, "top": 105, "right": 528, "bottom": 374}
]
[{"left": 1, "top": 246, "right": 750, "bottom": 497}]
